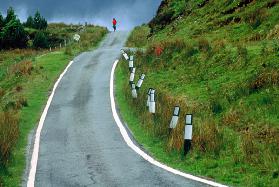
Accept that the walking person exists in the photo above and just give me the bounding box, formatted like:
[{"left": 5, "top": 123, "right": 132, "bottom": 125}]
[{"left": 112, "top": 18, "right": 117, "bottom": 32}]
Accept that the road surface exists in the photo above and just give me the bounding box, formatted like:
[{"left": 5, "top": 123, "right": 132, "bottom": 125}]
[{"left": 32, "top": 32, "right": 208, "bottom": 187}]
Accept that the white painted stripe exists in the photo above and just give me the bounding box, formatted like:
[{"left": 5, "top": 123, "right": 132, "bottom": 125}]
[
  {"left": 110, "top": 60, "right": 228, "bottom": 187},
  {"left": 185, "top": 125, "right": 193, "bottom": 140},
  {"left": 27, "top": 60, "right": 75, "bottom": 187}
]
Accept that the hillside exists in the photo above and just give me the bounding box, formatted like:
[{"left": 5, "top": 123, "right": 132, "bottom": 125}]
[{"left": 116, "top": 0, "right": 279, "bottom": 186}]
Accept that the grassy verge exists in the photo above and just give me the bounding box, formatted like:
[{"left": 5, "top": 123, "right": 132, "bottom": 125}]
[
  {"left": 0, "top": 25, "right": 107, "bottom": 186},
  {"left": 125, "top": 25, "right": 150, "bottom": 48},
  {"left": 115, "top": 1, "right": 279, "bottom": 186},
  {"left": 115, "top": 56, "right": 279, "bottom": 186}
]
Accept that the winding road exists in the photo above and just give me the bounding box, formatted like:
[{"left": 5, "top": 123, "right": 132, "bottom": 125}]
[{"left": 29, "top": 32, "right": 209, "bottom": 187}]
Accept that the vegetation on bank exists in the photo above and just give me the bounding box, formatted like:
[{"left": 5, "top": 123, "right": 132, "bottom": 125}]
[
  {"left": 126, "top": 25, "right": 150, "bottom": 48},
  {"left": 0, "top": 8, "right": 108, "bottom": 185},
  {"left": 116, "top": 0, "right": 279, "bottom": 186}
]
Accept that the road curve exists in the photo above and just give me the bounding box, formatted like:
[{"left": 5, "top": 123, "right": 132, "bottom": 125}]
[{"left": 33, "top": 32, "right": 208, "bottom": 187}]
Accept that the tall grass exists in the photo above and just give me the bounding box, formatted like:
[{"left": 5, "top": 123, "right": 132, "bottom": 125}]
[{"left": 0, "top": 112, "right": 19, "bottom": 166}]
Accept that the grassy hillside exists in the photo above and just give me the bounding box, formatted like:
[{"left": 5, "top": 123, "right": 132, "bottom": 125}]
[
  {"left": 116, "top": 0, "right": 279, "bottom": 186},
  {"left": 0, "top": 24, "right": 107, "bottom": 186}
]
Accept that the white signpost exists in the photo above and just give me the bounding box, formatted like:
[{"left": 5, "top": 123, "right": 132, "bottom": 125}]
[{"left": 73, "top": 34, "right": 81, "bottom": 42}]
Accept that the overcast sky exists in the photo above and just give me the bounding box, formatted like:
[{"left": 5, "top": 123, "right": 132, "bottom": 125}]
[{"left": 0, "top": 0, "right": 161, "bottom": 30}]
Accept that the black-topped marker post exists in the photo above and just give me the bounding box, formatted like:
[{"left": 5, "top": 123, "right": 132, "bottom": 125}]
[
  {"left": 129, "top": 68, "right": 136, "bottom": 85},
  {"left": 129, "top": 56, "right": 134, "bottom": 72},
  {"left": 131, "top": 83, "right": 137, "bottom": 99},
  {"left": 169, "top": 106, "right": 180, "bottom": 134},
  {"left": 184, "top": 114, "right": 193, "bottom": 156},
  {"left": 149, "top": 89, "right": 156, "bottom": 114},
  {"left": 136, "top": 74, "right": 145, "bottom": 90},
  {"left": 146, "top": 88, "right": 152, "bottom": 107},
  {"left": 121, "top": 49, "right": 129, "bottom": 61}
]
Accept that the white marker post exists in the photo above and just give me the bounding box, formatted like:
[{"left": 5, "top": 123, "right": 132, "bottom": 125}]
[
  {"left": 149, "top": 89, "right": 156, "bottom": 114},
  {"left": 146, "top": 88, "right": 152, "bottom": 107},
  {"left": 169, "top": 106, "right": 180, "bottom": 134},
  {"left": 49, "top": 47, "right": 52, "bottom": 52},
  {"left": 131, "top": 83, "right": 137, "bottom": 99},
  {"left": 184, "top": 114, "right": 193, "bottom": 156},
  {"left": 129, "top": 68, "right": 136, "bottom": 85},
  {"left": 121, "top": 49, "right": 129, "bottom": 61},
  {"left": 136, "top": 74, "right": 145, "bottom": 90},
  {"left": 129, "top": 56, "right": 134, "bottom": 72}
]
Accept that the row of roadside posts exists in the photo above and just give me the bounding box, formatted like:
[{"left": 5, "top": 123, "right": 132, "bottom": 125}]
[
  {"left": 121, "top": 49, "right": 193, "bottom": 156},
  {"left": 49, "top": 33, "right": 81, "bottom": 52},
  {"left": 49, "top": 39, "right": 68, "bottom": 52}
]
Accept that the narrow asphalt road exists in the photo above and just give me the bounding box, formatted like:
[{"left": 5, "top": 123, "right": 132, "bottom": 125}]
[{"left": 33, "top": 32, "right": 208, "bottom": 187}]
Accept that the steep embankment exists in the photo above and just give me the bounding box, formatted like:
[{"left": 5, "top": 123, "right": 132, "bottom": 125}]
[{"left": 116, "top": 0, "right": 279, "bottom": 186}]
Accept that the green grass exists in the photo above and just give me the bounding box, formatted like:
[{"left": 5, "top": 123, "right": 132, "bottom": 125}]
[
  {"left": 0, "top": 24, "right": 107, "bottom": 186},
  {"left": 114, "top": 0, "right": 279, "bottom": 186},
  {"left": 115, "top": 58, "right": 279, "bottom": 186},
  {"left": 1, "top": 52, "right": 72, "bottom": 186},
  {"left": 126, "top": 25, "right": 150, "bottom": 48}
]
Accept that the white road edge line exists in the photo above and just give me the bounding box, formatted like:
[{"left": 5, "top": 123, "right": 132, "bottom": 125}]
[
  {"left": 110, "top": 60, "right": 228, "bottom": 187},
  {"left": 27, "top": 60, "right": 75, "bottom": 187}
]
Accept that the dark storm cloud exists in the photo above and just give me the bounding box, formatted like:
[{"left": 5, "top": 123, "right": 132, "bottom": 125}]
[{"left": 0, "top": 0, "right": 161, "bottom": 30}]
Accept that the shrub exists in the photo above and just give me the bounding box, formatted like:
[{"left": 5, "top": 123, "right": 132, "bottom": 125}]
[
  {"left": 15, "top": 85, "right": 23, "bottom": 92},
  {"left": 244, "top": 8, "right": 268, "bottom": 29},
  {"left": 237, "top": 44, "right": 248, "bottom": 64},
  {"left": 126, "top": 25, "right": 150, "bottom": 47},
  {"left": 181, "top": 43, "right": 198, "bottom": 59},
  {"left": 267, "top": 24, "right": 279, "bottom": 40},
  {"left": 250, "top": 69, "right": 279, "bottom": 92},
  {"left": 0, "top": 111, "right": 19, "bottom": 166},
  {"left": 15, "top": 96, "right": 28, "bottom": 109},
  {"left": 0, "top": 18, "right": 28, "bottom": 49},
  {"left": 222, "top": 108, "right": 242, "bottom": 128},
  {"left": 0, "top": 88, "right": 5, "bottom": 98},
  {"left": 240, "top": 132, "right": 260, "bottom": 163},
  {"left": 197, "top": 38, "right": 211, "bottom": 52},
  {"left": 193, "top": 120, "right": 224, "bottom": 156},
  {"left": 210, "top": 98, "right": 223, "bottom": 114},
  {"left": 64, "top": 45, "right": 73, "bottom": 55},
  {"left": 10, "top": 61, "right": 33, "bottom": 76},
  {"left": 33, "top": 31, "right": 49, "bottom": 49}
]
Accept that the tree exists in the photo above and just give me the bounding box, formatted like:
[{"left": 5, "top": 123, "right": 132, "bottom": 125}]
[
  {"left": 0, "top": 13, "right": 3, "bottom": 49},
  {"left": 33, "top": 11, "right": 47, "bottom": 30},
  {"left": 33, "top": 31, "right": 48, "bottom": 49},
  {"left": 0, "top": 13, "right": 4, "bottom": 29},
  {"left": 1, "top": 18, "right": 28, "bottom": 49},
  {"left": 25, "top": 16, "right": 34, "bottom": 28},
  {"left": 4, "top": 7, "right": 16, "bottom": 25}
]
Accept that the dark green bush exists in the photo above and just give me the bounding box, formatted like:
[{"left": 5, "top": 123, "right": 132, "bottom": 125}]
[
  {"left": 211, "top": 99, "right": 223, "bottom": 114},
  {"left": 33, "top": 31, "right": 49, "bottom": 49},
  {"left": 0, "top": 18, "right": 28, "bottom": 49}
]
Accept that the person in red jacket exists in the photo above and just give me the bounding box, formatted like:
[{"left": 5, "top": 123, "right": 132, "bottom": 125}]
[{"left": 112, "top": 18, "right": 117, "bottom": 32}]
